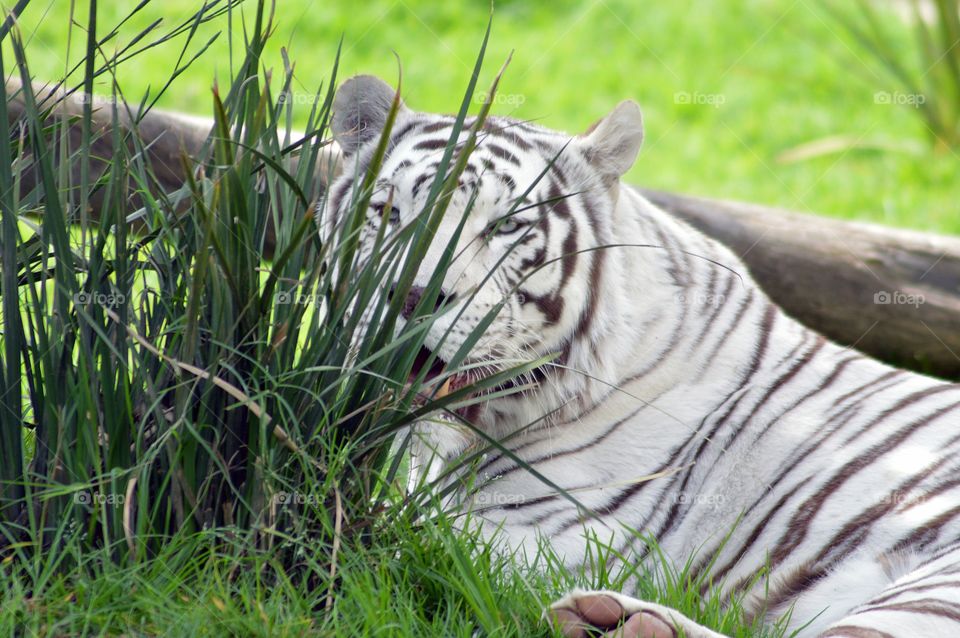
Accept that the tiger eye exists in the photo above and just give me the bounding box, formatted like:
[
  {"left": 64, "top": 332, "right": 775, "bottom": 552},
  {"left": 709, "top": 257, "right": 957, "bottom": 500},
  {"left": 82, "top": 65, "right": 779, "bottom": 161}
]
[{"left": 372, "top": 203, "right": 401, "bottom": 224}]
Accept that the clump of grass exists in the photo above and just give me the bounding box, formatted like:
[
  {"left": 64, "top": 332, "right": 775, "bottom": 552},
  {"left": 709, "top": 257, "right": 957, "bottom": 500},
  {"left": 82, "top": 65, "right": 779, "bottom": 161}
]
[
  {"left": 0, "top": 0, "right": 535, "bottom": 602},
  {"left": 824, "top": 0, "right": 960, "bottom": 150}
]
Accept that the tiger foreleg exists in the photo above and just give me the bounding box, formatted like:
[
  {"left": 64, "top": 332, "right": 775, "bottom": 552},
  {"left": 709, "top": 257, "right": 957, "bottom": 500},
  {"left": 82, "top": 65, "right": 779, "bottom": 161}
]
[
  {"left": 813, "top": 547, "right": 960, "bottom": 638},
  {"left": 406, "top": 416, "right": 475, "bottom": 493},
  {"left": 546, "top": 589, "right": 729, "bottom": 638}
]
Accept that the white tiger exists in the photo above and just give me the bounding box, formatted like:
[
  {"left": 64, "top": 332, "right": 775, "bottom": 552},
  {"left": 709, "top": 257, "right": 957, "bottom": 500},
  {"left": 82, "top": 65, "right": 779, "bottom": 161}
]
[{"left": 324, "top": 75, "right": 960, "bottom": 638}]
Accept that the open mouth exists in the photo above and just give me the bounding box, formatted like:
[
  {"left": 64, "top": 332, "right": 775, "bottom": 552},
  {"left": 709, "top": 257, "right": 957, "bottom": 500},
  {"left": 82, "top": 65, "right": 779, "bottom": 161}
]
[
  {"left": 405, "top": 344, "right": 546, "bottom": 421},
  {"left": 407, "top": 345, "right": 478, "bottom": 407}
]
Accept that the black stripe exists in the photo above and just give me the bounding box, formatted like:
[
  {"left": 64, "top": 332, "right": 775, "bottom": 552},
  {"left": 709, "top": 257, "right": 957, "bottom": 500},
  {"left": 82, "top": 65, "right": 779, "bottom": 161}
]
[
  {"left": 413, "top": 137, "right": 449, "bottom": 151},
  {"left": 390, "top": 119, "right": 420, "bottom": 142},
  {"left": 858, "top": 599, "right": 960, "bottom": 624},
  {"left": 420, "top": 119, "right": 453, "bottom": 133},
  {"left": 867, "top": 581, "right": 960, "bottom": 607},
  {"left": 484, "top": 404, "right": 650, "bottom": 488},
  {"left": 411, "top": 172, "right": 433, "bottom": 199},
  {"left": 485, "top": 142, "right": 521, "bottom": 166},
  {"left": 829, "top": 369, "right": 905, "bottom": 412},
  {"left": 841, "top": 384, "right": 960, "bottom": 445},
  {"left": 769, "top": 400, "right": 960, "bottom": 567}
]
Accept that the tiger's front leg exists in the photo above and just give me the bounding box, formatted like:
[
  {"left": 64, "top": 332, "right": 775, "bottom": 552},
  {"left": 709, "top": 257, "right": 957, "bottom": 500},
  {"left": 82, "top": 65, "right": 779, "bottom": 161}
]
[
  {"left": 547, "top": 590, "right": 728, "bottom": 638},
  {"left": 406, "top": 417, "right": 475, "bottom": 492},
  {"left": 812, "top": 545, "right": 960, "bottom": 638}
]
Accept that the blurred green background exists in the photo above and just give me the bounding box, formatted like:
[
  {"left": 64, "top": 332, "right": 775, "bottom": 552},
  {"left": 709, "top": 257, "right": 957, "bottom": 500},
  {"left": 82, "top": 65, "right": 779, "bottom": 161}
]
[{"left": 11, "top": 0, "right": 960, "bottom": 233}]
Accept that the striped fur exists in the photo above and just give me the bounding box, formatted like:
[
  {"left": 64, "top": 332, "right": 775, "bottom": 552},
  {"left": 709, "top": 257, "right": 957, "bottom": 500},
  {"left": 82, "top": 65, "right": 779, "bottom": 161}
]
[{"left": 324, "top": 75, "right": 960, "bottom": 638}]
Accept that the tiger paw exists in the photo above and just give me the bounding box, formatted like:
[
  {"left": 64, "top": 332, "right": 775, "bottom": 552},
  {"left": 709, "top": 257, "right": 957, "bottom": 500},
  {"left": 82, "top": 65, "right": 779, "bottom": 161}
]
[{"left": 546, "top": 590, "right": 728, "bottom": 638}]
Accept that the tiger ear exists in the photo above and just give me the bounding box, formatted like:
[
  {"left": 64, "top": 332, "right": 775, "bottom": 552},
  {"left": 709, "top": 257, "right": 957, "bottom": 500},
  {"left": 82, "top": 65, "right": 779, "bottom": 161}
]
[
  {"left": 331, "top": 75, "right": 408, "bottom": 156},
  {"left": 578, "top": 100, "right": 644, "bottom": 179}
]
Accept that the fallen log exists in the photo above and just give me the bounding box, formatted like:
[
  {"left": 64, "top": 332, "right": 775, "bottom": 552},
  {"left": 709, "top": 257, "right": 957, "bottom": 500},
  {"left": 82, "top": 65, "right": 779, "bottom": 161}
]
[
  {"left": 6, "top": 81, "right": 960, "bottom": 378},
  {"left": 5, "top": 77, "right": 211, "bottom": 211},
  {"left": 643, "top": 190, "right": 960, "bottom": 378}
]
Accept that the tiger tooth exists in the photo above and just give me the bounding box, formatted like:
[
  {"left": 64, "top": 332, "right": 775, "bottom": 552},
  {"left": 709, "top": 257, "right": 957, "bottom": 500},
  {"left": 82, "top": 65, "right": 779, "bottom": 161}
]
[{"left": 436, "top": 377, "right": 452, "bottom": 399}]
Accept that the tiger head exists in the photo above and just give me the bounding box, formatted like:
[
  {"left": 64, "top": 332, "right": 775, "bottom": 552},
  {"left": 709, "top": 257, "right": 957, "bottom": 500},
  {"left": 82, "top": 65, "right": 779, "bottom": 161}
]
[{"left": 323, "top": 75, "right": 645, "bottom": 433}]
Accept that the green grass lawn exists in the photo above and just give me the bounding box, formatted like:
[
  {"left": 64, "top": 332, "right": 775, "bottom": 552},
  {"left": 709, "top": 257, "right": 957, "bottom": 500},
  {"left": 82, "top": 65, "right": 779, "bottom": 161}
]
[
  {"left": 2, "top": 513, "right": 789, "bottom": 637},
  {"left": 14, "top": 0, "right": 960, "bottom": 235}
]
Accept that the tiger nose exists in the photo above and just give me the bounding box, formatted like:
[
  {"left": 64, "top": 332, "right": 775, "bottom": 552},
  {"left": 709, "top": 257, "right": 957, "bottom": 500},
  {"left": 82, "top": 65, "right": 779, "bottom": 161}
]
[{"left": 395, "top": 285, "right": 453, "bottom": 319}]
